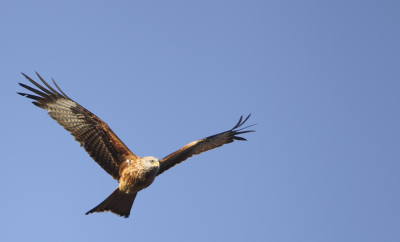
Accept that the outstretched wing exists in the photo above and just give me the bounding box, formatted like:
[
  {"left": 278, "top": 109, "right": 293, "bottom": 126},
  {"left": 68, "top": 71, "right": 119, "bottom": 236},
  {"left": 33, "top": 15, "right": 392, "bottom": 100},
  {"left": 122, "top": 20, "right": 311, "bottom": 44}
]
[
  {"left": 18, "top": 72, "right": 137, "bottom": 180},
  {"left": 157, "top": 115, "right": 255, "bottom": 176}
]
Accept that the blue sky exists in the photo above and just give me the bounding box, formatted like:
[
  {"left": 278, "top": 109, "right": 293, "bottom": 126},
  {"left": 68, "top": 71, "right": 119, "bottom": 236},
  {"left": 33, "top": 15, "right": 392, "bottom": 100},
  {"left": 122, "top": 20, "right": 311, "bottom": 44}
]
[{"left": 1, "top": 1, "right": 399, "bottom": 241}]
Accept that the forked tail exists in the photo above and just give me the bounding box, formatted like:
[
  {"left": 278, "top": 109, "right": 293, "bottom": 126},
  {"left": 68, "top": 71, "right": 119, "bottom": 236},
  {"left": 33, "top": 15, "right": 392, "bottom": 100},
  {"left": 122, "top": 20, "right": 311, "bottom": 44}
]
[{"left": 86, "top": 188, "right": 137, "bottom": 218}]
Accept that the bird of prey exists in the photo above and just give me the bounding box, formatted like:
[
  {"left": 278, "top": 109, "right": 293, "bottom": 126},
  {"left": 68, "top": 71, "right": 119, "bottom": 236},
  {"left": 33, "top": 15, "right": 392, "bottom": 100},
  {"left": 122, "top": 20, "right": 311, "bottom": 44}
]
[{"left": 18, "top": 72, "right": 254, "bottom": 218}]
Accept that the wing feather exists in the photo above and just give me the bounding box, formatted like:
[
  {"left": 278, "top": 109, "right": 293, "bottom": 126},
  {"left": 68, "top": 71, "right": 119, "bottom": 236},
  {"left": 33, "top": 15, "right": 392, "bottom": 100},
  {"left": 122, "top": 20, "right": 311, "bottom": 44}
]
[
  {"left": 157, "top": 115, "right": 255, "bottom": 176},
  {"left": 18, "top": 73, "right": 138, "bottom": 180}
]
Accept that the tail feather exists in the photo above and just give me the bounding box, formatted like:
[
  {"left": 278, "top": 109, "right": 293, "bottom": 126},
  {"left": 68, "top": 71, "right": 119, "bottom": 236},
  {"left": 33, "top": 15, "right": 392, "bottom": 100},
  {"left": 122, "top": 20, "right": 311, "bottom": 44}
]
[{"left": 86, "top": 188, "right": 137, "bottom": 218}]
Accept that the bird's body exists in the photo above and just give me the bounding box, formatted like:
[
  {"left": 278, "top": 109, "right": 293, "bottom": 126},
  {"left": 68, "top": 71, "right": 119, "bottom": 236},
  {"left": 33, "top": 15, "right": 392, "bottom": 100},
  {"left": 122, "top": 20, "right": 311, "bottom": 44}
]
[
  {"left": 18, "top": 72, "right": 254, "bottom": 218},
  {"left": 118, "top": 157, "right": 159, "bottom": 194}
]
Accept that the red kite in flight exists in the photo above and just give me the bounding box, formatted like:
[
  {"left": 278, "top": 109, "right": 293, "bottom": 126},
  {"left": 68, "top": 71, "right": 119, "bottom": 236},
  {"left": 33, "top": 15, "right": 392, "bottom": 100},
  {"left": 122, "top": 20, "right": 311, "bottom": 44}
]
[{"left": 18, "top": 72, "right": 254, "bottom": 218}]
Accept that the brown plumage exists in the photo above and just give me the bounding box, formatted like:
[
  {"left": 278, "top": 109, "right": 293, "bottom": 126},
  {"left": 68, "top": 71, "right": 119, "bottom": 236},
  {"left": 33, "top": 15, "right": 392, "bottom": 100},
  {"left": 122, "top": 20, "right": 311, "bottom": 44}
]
[{"left": 18, "top": 72, "right": 255, "bottom": 218}]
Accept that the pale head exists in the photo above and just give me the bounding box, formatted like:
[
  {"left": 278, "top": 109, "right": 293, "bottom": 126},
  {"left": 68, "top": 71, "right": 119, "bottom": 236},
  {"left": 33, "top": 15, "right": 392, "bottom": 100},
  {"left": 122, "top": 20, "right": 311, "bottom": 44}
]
[{"left": 141, "top": 156, "right": 160, "bottom": 171}]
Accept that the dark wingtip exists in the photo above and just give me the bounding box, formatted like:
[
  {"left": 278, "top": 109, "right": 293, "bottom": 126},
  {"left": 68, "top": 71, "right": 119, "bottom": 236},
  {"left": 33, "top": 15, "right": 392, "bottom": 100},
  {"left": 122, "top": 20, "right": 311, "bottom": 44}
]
[
  {"left": 233, "top": 136, "right": 248, "bottom": 141},
  {"left": 242, "top": 114, "right": 251, "bottom": 124},
  {"left": 231, "top": 114, "right": 255, "bottom": 141},
  {"left": 21, "top": 72, "right": 29, "bottom": 79},
  {"left": 52, "top": 78, "right": 69, "bottom": 98},
  {"left": 232, "top": 114, "right": 256, "bottom": 131},
  {"left": 231, "top": 115, "right": 243, "bottom": 130}
]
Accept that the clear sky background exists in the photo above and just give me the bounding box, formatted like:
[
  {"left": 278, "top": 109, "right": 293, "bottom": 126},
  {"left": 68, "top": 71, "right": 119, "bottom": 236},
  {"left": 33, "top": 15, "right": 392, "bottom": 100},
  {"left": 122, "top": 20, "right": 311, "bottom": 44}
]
[{"left": 1, "top": 1, "right": 399, "bottom": 241}]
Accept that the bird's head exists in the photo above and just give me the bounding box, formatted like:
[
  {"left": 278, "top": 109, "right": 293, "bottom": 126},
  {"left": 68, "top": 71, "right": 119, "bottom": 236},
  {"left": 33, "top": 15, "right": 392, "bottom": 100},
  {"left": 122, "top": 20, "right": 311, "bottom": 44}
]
[{"left": 142, "top": 156, "right": 160, "bottom": 171}]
